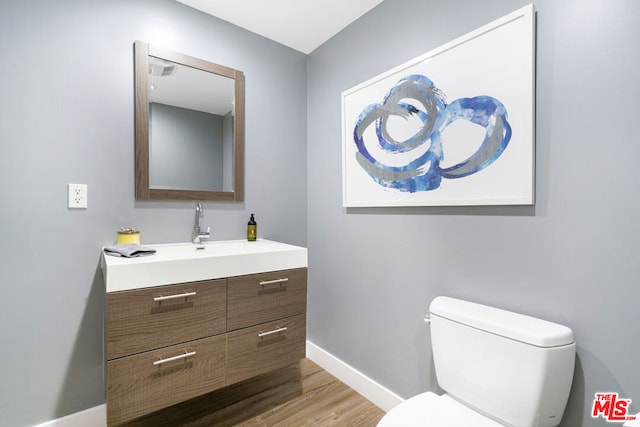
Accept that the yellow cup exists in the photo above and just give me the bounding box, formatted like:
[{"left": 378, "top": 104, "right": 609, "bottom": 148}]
[{"left": 117, "top": 230, "right": 140, "bottom": 245}]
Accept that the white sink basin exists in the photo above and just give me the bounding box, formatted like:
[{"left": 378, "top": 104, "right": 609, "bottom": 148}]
[
  {"left": 102, "top": 239, "right": 308, "bottom": 292},
  {"left": 155, "top": 240, "right": 266, "bottom": 257}
]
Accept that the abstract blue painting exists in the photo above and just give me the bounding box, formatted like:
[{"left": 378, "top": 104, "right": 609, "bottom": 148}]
[{"left": 342, "top": 5, "right": 535, "bottom": 207}]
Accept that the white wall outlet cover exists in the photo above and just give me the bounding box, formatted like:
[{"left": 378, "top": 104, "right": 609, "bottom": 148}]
[{"left": 68, "top": 183, "right": 88, "bottom": 209}]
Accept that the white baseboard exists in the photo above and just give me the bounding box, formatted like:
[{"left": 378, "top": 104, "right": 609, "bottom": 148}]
[
  {"left": 34, "top": 343, "right": 402, "bottom": 426},
  {"left": 306, "top": 340, "right": 404, "bottom": 412},
  {"left": 33, "top": 405, "right": 106, "bottom": 427}
]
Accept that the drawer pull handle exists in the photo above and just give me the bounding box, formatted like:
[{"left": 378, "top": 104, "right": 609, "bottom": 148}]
[
  {"left": 153, "top": 291, "right": 196, "bottom": 302},
  {"left": 258, "top": 326, "right": 288, "bottom": 338},
  {"left": 259, "top": 278, "right": 289, "bottom": 286},
  {"left": 153, "top": 350, "right": 196, "bottom": 366}
]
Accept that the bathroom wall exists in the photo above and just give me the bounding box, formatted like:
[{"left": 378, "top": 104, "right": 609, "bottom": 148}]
[
  {"left": 307, "top": 0, "right": 640, "bottom": 426},
  {"left": 0, "top": 1, "right": 307, "bottom": 426}
]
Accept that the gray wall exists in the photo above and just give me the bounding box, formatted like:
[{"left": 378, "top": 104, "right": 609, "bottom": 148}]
[
  {"left": 307, "top": 1, "right": 640, "bottom": 426},
  {"left": 0, "top": 0, "right": 307, "bottom": 426},
  {"left": 150, "top": 103, "right": 224, "bottom": 191}
]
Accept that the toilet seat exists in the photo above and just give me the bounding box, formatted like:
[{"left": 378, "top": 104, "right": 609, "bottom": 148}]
[{"left": 377, "top": 392, "right": 505, "bottom": 427}]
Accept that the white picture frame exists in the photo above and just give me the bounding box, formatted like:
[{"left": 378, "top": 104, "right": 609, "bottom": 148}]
[{"left": 342, "top": 4, "right": 535, "bottom": 207}]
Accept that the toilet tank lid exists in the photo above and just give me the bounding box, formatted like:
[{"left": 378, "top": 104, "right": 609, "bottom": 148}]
[{"left": 430, "top": 296, "right": 575, "bottom": 348}]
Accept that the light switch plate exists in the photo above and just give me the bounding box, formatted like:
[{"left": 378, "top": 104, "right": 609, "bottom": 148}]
[{"left": 68, "top": 183, "right": 88, "bottom": 209}]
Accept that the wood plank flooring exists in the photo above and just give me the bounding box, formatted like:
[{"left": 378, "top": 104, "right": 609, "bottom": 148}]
[{"left": 122, "top": 358, "right": 386, "bottom": 426}]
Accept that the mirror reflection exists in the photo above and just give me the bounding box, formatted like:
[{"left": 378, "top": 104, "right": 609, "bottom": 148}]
[
  {"left": 135, "top": 41, "right": 244, "bottom": 201},
  {"left": 149, "top": 58, "right": 235, "bottom": 191}
]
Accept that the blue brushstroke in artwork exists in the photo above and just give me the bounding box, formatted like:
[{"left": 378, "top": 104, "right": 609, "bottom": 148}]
[{"left": 352, "top": 75, "right": 511, "bottom": 192}]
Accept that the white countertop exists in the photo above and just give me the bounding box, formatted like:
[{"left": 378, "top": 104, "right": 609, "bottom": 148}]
[{"left": 102, "top": 239, "right": 308, "bottom": 292}]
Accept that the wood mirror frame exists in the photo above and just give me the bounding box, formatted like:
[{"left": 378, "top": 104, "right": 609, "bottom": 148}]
[{"left": 134, "top": 41, "right": 244, "bottom": 201}]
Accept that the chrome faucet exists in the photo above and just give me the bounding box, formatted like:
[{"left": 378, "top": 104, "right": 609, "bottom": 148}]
[{"left": 192, "top": 202, "right": 211, "bottom": 244}]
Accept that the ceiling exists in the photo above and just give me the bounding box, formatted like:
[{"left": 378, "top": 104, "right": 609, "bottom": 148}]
[
  {"left": 149, "top": 56, "right": 234, "bottom": 115},
  {"left": 175, "top": 0, "right": 384, "bottom": 54}
]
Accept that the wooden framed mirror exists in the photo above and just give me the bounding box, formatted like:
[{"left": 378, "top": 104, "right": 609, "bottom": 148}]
[{"left": 134, "top": 41, "right": 244, "bottom": 201}]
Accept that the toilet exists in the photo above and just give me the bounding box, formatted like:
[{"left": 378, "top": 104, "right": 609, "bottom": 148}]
[{"left": 378, "top": 296, "right": 576, "bottom": 427}]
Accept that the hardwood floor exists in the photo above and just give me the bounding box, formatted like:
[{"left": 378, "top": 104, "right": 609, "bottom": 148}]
[{"left": 123, "top": 358, "right": 386, "bottom": 426}]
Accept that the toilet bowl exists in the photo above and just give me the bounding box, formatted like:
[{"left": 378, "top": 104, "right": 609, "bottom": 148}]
[
  {"left": 378, "top": 392, "right": 504, "bottom": 426},
  {"left": 376, "top": 296, "right": 576, "bottom": 427}
]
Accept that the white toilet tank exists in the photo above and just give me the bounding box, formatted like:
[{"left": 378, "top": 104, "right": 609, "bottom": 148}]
[{"left": 429, "top": 297, "right": 575, "bottom": 427}]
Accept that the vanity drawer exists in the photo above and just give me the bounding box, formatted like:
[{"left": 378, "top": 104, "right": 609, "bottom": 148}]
[
  {"left": 226, "top": 314, "right": 306, "bottom": 385},
  {"left": 107, "top": 334, "right": 226, "bottom": 426},
  {"left": 107, "top": 279, "right": 226, "bottom": 360},
  {"left": 227, "top": 268, "right": 307, "bottom": 331}
]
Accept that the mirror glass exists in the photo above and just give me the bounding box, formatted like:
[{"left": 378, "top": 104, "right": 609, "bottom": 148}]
[{"left": 134, "top": 41, "right": 244, "bottom": 201}]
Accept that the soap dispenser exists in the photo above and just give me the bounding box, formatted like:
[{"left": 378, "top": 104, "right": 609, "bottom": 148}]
[{"left": 247, "top": 213, "right": 257, "bottom": 241}]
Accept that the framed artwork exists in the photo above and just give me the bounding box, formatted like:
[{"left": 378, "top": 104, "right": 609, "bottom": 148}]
[{"left": 342, "top": 4, "right": 535, "bottom": 207}]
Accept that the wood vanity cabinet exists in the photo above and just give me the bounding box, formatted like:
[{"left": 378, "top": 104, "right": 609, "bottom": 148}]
[
  {"left": 105, "top": 268, "right": 307, "bottom": 426},
  {"left": 227, "top": 269, "right": 307, "bottom": 384}
]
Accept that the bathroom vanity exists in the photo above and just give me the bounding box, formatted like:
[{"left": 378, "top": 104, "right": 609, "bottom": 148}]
[{"left": 101, "top": 239, "right": 307, "bottom": 426}]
